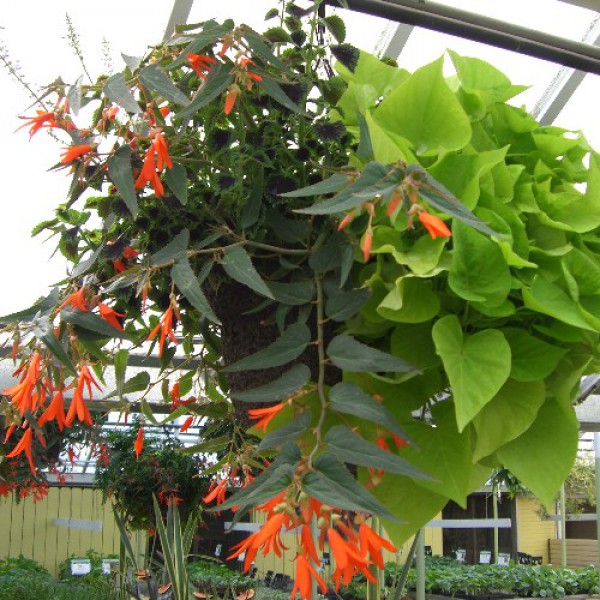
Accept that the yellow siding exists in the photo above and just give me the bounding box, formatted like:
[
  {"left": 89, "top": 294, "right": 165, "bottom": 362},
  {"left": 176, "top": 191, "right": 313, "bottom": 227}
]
[
  {"left": 0, "top": 486, "right": 145, "bottom": 576},
  {"left": 516, "top": 495, "right": 555, "bottom": 563}
]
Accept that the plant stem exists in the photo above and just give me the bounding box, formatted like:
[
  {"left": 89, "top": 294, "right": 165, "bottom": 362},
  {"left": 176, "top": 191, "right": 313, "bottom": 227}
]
[{"left": 392, "top": 535, "right": 419, "bottom": 600}]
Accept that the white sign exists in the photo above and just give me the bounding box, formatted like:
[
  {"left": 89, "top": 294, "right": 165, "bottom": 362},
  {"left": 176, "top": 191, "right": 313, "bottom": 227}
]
[
  {"left": 497, "top": 553, "right": 511, "bottom": 566},
  {"left": 70, "top": 559, "right": 91, "bottom": 576},
  {"left": 101, "top": 559, "right": 120, "bottom": 575},
  {"left": 479, "top": 550, "right": 492, "bottom": 564}
]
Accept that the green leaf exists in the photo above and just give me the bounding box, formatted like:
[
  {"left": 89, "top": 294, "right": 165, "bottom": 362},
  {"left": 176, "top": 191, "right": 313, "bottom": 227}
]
[
  {"left": 240, "top": 167, "right": 264, "bottom": 228},
  {"left": 305, "top": 453, "right": 400, "bottom": 521},
  {"left": 231, "top": 364, "right": 311, "bottom": 403},
  {"left": 503, "top": 328, "right": 567, "bottom": 382},
  {"left": 264, "top": 26, "right": 293, "bottom": 43},
  {"left": 309, "top": 236, "right": 344, "bottom": 273},
  {"left": 107, "top": 145, "right": 138, "bottom": 218},
  {"left": 497, "top": 399, "right": 579, "bottom": 508},
  {"left": 256, "top": 76, "right": 308, "bottom": 115},
  {"left": 222, "top": 245, "right": 274, "bottom": 299},
  {"left": 175, "top": 64, "right": 234, "bottom": 120},
  {"left": 269, "top": 281, "right": 315, "bottom": 305},
  {"left": 356, "top": 112, "right": 374, "bottom": 162},
  {"left": 258, "top": 411, "right": 312, "bottom": 450},
  {"left": 167, "top": 20, "right": 234, "bottom": 66},
  {"left": 265, "top": 210, "right": 309, "bottom": 242},
  {"left": 165, "top": 163, "right": 188, "bottom": 205},
  {"left": 325, "top": 426, "right": 431, "bottom": 480},
  {"left": 321, "top": 15, "right": 346, "bottom": 43},
  {"left": 67, "top": 77, "right": 82, "bottom": 116},
  {"left": 71, "top": 244, "right": 104, "bottom": 278},
  {"left": 103, "top": 72, "right": 141, "bottom": 114},
  {"left": 473, "top": 378, "right": 546, "bottom": 462},
  {"left": 279, "top": 173, "right": 350, "bottom": 198},
  {"left": 31, "top": 317, "right": 77, "bottom": 376},
  {"left": 327, "top": 335, "right": 418, "bottom": 373},
  {"left": 111, "top": 505, "right": 139, "bottom": 571},
  {"left": 432, "top": 315, "right": 511, "bottom": 431},
  {"left": 171, "top": 256, "right": 220, "bottom": 324},
  {"left": 114, "top": 349, "right": 128, "bottom": 400},
  {"left": 61, "top": 308, "right": 127, "bottom": 339},
  {"left": 326, "top": 287, "right": 371, "bottom": 321},
  {"left": 121, "top": 53, "right": 143, "bottom": 72},
  {"left": 243, "top": 26, "right": 291, "bottom": 74},
  {"left": 223, "top": 322, "right": 311, "bottom": 372},
  {"left": 373, "top": 57, "right": 471, "bottom": 155},
  {"left": 106, "top": 371, "right": 151, "bottom": 398},
  {"left": 150, "top": 229, "right": 189, "bottom": 266},
  {"left": 0, "top": 288, "right": 59, "bottom": 322},
  {"left": 377, "top": 276, "right": 440, "bottom": 323},
  {"left": 329, "top": 381, "right": 408, "bottom": 440},
  {"left": 139, "top": 64, "right": 190, "bottom": 106},
  {"left": 448, "top": 220, "right": 511, "bottom": 306}
]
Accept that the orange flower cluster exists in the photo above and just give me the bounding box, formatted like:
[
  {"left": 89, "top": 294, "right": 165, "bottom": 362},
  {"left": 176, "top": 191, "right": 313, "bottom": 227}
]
[
  {"left": 134, "top": 132, "right": 173, "bottom": 197},
  {"left": 147, "top": 296, "right": 179, "bottom": 357},
  {"left": 187, "top": 53, "right": 216, "bottom": 80}
]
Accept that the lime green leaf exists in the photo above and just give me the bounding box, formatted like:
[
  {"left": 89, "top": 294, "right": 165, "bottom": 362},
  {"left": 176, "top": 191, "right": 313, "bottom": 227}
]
[
  {"left": 564, "top": 248, "right": 600, "bottom": 295},
  {"left": 222, "top": 245, "right": 274, "bottom": 299},
  {"left": 373, "top": 58, "right": 471, "bottom": 155},
  {"left": 329, "top": 381, "right": 409, "bottom": 440},
  {"left": 150, "top": 229, "right": 189, "bottom": 266},
  {"left": 497, "top": 399, "right": 578, "bottom": 508},
  {"left": 473, "top": 379, "right": 546, "bottom": 461},
  {"left": 165, "top": 163, "right": 188, "bottom": 205},
  {"left": 107, "top": 145, "right": 138, "bottom": 218},
  {"left": 269, "top": 281, "right": 315, "bottom": 305},
  {"left": 258, "top": 411, "right": 311, "bottom": 450},
  {"left": 171, "top": 257, "right": 220, "bottom": 324},
  {"left": 503, "top": 328, "right": 567, "bottom": 382},
  {"left": 223, "top": 322, "right": 311, "bottom": 372},
  {"left": 231, "top": 364, "right": 311, "bottom": 403},
  {"left": 449, "top": 220, "right": 511, "bottom": 306},
  {"left": 377, "top": 276, "right": 440, "bottom": 323},
  {"left": 61, "top": 308, "right": 128, "bottom": 339},
  {"left": 325, "top": 287, "right": 371, "bottom": 321},
  {"left": 432, "top": 315, "right": 511, "bottom": 431},
  {"left": 103, "top": 72, "right": 141, "bottom": 114},
  {"left": 390, "top": 322, "right": 440, "bottom": 372},
  {"left": 139, "top": 64, "right": 190, "bottom": 106},
  {"left": 175, "top": 64, "right": 234, "bottom": 120},
  {"left": 31, "top": 317, "right": 76, "bottom": 376},
  {"left": 364, "top": 111, "right": 416, "bottom": 164},
  {"left": 279, "top": 173, "right": 349, "bottom": 198},
  {"left": 325, "top": 426, "right": 431, "bottom": 479},
  {"left": 0, "top": 289, "right": 59, "bottom": 322},
  {"left": 327, "top": 335, "right": 419, "bottom": 373}
]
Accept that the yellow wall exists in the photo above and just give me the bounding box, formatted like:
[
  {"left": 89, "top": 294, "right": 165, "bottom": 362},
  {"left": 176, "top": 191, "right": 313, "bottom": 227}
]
[
  {"left": 516, "top": 495, "right": 556, "bottom": 564},
  {"left": 0, "top": 486, "right": 146, "bottom": 575}
]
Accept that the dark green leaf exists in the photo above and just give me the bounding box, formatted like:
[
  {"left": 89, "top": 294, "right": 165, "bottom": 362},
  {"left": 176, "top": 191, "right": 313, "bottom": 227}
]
[
  {"left": 31, "top": 317, "right": 76, "bottom": 376},
  {"left": 240, "top": 168, "right": 264, "bottom": 228},
  {"left": 258, "top": 411, "right": 312, "bottom": 450},
  {"left": 279, "top": 173, "right": 350, "bottom": 198},
  {"left": 243, "top": 26, "right": 291, "bottom": 73},
  {"left": 265, "top": 210, "right": 309, "bottom": 242},
  {"left": 31, "top": 218, "right": 59, "bottom": 237},
  {"left": 71, "top": 244, "right": 104, "bottom": 278},
  {"left": 168, "top": 21, "right": 234, "bottom": 68},
  {"left": 194, "top": 231, "right": 223, "bottom": 249},
  {"left": 0, "top": 289, "right": 59, "bottom": 323},
  {"left": 321, "top": 15, "right": 346, "bottom": 43},
  {"left": 325, "top": 426, "right": 431, "bottom": 479},
  {"left": 171, "top": 257, "right": 220, "bottom": 324},
  {"left": 356, "top": 112, "right": 374, "bottom": 161},
  {"left": 269, "top": 281, "right": 315, "bottom": 305},
  {"left": 139, "top": 64, "right": 190, "bottom": 106},
  {"left": 150, "top": 229, "right": 189, "bottom": 266},
  {"left": 309, "top": 236, "right": 344, "bottom": 273},
  {"left": 329, "top": 381, "right": 410, "bottom": 440},
  {"left": 231, "top": 364, "right": 311, "bottom": 403},
  {"left": 257, "top": 76, "right": 308, "bottom": 115},
  {"left": 264, "top": 27, "right": 293, "bottom": 43},
  {"left": 61, "top": 308, "right": 127, "bottom": 339},
  {"left": 182, "top": 436, "right": 231, "bottom": 455},
  {"left": 327, "top": 335, "right": 419, "bottom": 373},
  {"left": 175, "top": 64, "right": 234, "bottom": 120},
  {"left": 103, "top": 72, "right": 141, "bottom": 114},
  {"left": 222, "top": 245, "right": 274, "bottom": 299},
  {"left": 112, "top": 505, "right": 139, "bottom": 570},
  {"left": 108, "top": 145, "right": 138, "bottom": 218},
  {"left": 165, "top": 163, "right": 188, "bottom": 205},
  {"left": 119, "top": 371, "right": 151, "bottom": 396},
  {"left": 325, "top": 287, "right": 371, "bottom": 321},
  {"left": 340, "top": 245, "right": 354, "bottom": 287},
  {"left": 223, "top": 322, "right": 311, "bottom": 372},
  {"left": 121, "top": 53, "right": 143, "bottom": 72},
  {"left": 114, "top": 349, "right": 128, "bottom": 400}
]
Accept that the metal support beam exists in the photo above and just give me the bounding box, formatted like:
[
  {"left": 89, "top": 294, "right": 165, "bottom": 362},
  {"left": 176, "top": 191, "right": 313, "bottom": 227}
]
[
  {"left": 376, "top": 20, "right": 415, "bottom": 59},
  {"left": 326, "top": 0, "right": 600, "bottom": 76},
  {"left": 163, "top": 0, "right": 195, "bottom": 42}
]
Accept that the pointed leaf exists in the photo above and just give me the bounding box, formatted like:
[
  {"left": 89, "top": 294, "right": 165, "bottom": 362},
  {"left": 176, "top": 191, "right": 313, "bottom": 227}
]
[
  {"left": 67, "top": 77, "right": 82, "bottom": 116},
  {"left": 240, "top": 167, "right": 264, "bottom": 228},
  {"left": 279, "top": 173, "right": 350, "bottom": 198},
  {"left": 269, "top": 281, "right": 315, "bottom": 305},
  {"left": 223, "top": 322, "right": 311, "bottom": 372},
  {"left": 329, "top": 381, "right": 409, "bottom": 440},
  {"left": 150, "top": 229, "right": 189, "bottom": 266},
  {"left": 222, "top": 245, "right": 274, "bottom": 299},
  {"left": 175, "top": 64, "right": 234, "bottom": 120},
  {"left": 326, "top": 287, "right": 371, "bottom": 322},
  {"left": 106, "top": 371, "right": 151, "bottom": 398},
  {"left": 71, "top": 244, "right": 104, "bottom": 278},
  {"left": 121, "top": 53, "right": 143, "bottom": 72},
  {"left": 258, "top": 411, "right": 312, "bottom": 450},
  {"left": 114, "top": 349, "right": 128, "bottom": 400},
  {"left": 103, "top": 72, "right": 141, "bottom": 114},
  {"left": 111, "top": 505, "right": 139, "bottom": 570},
  {"left": 61, "top": 308, "right": 128, "bottom": 339},
  {"left": 0, "top": 289, "right": 59, "bottom": 323},
  {"left": 139, "top": 64, "right": 190, "bottom": 106},
  {"left": 165, "top": 163, "right": 188, "bottom": 205},
  {"left": 231, "top": 364, "right": 311, "bottom": 402},
  {"left": 171, "top": 257, "right": 220, "bottom": 324},
  {"left": 327, "top": 335, "right": 418, "bottom": 373},
  {"left": 108, "top": 145, "right": 138, "bottom": 218},
  {"left": 31, "top": 317, "right": 76, "bottom": 376},
  {"left": 167, "top": 21, "right": 234, "bottom": 67},
  {"left": 243, "top": 27, "right": 291, "bottom": 74},
  {"left": 256, "top": 76, "right": 308, "bottom": 115},
  {"left": 356, "top": 112, "right": 374, "bottom": 161},
  {"left": 322, "top": 15, "right": 346, "bottom": 43},
  {"left": 325, "top": 426, "right": 432, "bottom": 479}
]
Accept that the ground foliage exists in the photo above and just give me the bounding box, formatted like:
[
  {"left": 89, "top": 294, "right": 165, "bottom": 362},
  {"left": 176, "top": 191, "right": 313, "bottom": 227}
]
[{"left": 3, "top": 0, "right": 600, "bottom": 595}]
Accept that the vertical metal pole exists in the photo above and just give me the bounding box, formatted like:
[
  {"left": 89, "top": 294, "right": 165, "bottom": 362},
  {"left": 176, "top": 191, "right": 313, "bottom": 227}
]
[
  {"left": 594, "top": 433, "right": 600, "bottom": 571},
  {"left": 416, "top": 530, "right": 426, "bottom": 600},
  {"left": 493, "top": 485, "right": 499, "bottom": 563},
  {"left": 560, "top": 484, "right": 567, "bottom": 567}
]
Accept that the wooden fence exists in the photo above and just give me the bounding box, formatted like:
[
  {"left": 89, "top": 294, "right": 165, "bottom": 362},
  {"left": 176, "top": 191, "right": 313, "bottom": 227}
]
[{"left": 548, "top": 539, "right": 598, "bottom": 567}]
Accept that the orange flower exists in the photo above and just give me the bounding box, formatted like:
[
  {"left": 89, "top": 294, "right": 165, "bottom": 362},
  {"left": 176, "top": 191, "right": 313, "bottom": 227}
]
[
  {"left": 362, "top": 228, "right": 373, "bottom": 262},
  {"left": 57, "top": 287, "right": 89, "bottom": 313},
  {"left": 97, "top": 302, "right": 125, "bottom": 331},
  {"left": 153, "top": 132, "right": 173, "bottom": 171},
  {"left": 358, "top": 523, "right": 397, "bottom": 569},
  {"left": 180, "top": 416, "right": 193, "bottom": 432},
  {"left": 3, "top": 352, "right": 42, "bottom": 415},
  {"left": 65, "top": 366, "right": 99, "bottom": 427},
  {"left": 147, "top": 304, "right": 178, "bottom": 357},
  {"left": 37, "top": 389, "right": 67, "bottom": 431},
  {"left": 187, "top": 53, "right": 216, "bottom": 79},
  {"left": 418, "top": 210, "right": 452, "bottom": 239},
  {"left": 60, "top": 144, "right": 93, "bottom": 164},
  {"left": 247, "top": 402, "right": 285, "bottom": 432},
  {"left": 224, "top": 86, "right": 240, "bottom": 115},
  {"left": 290, "top": 553, "right": 328, "bottom": 600},
  {"left": 337, "top": 213, "right": 354, "bottom": 232},
  {"left": 134, "top": 149, "right": 165, "bottom": 197},
  {"left": 386, "top": 192, "right": 402, "bottom": 216},
  {"left": 203, "top": 478, "right": 228, "bottom": 505},
  {"left": 328, "top": 527, "right": 376, "bottom": 588},
  {"left": 134, "top": 426, "right": 144, "bottom": 459},
  {"left": 6, "top": 427, "right": 36, "bottom": 475},
  {"left": 17, "top": 110, "right": 57, "bottom": 137}
]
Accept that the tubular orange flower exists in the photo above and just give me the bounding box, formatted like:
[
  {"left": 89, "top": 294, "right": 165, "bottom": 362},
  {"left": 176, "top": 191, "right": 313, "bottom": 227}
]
[
  {"left": 134, "top": 426, "right": 144, "bottom": 459},
  {"left": 328, "top": 527, "right": 376, "bottom": 588},
  {"left": 203, "top": 478, "right": 228, "bottom": 505},
  {"left": 60, "top": 144, "right": 93, "bottom": 164},
  {"left": 187, "top": 53, "right": 216, "bottom": 79},
  {"left": 57, "top": 287, "right": 89, "bottom": 313},
  {"left": 337, "top": 213, "right": 354, "bottom": 231},
  {"left": 224, "top": 86, "right": 240, "bottom": 115},
  {"left": 418, "top": 210, "right": 452, "bottom": 239},
  {"left": 362, "top": 228, "right": 373, "bottom": 262},
  {"left": 134, "top": 149, "right": 165, "bottom": 197},
  {"left": 97, "top": 302, "right": 125, "bottom": 331},
  {"left": 6, "top": 427, "right": 36, "bottom": 475},
  {"left": 180, "top": 416, "right": 193, "bottom": 433},
  {"left": 147, "top": 304, "right": 178, "bottom": 357},
  {"left": 3, "top": 352, "right": 42, "bottom": 416},
  {"left": 386, "top": 192, "right": 402, "bottom": 216},
  {"left": 17, "top": 110, "right": 57, "bottom": 137},
  {"left": 358, "top": 523, "right": 397, "bottom": 569},
  {"left": 37, "top": 389, "right": 67, "bottom": 431},
  {"left": 153, "top": 132, "right": 173, "bottom": 171},
  {"left": 291, "top": 553, "right": 328, "bottom": 600},
  {"left": 247, "top": 402, "right": 285, "bottom": 432},
  {"left": 65, "top": 366, "right": 99, "bottom": 427}
]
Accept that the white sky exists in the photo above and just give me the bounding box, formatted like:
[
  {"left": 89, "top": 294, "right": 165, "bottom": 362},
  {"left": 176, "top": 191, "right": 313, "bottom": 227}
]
[{"left": 1, "top": 1, "right": 600, "bottom": 316}]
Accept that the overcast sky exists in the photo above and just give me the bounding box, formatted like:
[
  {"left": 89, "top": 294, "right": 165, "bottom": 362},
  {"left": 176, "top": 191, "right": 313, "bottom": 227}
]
[{"left": 2, "top": 0, "right": 600, "bottom": 316}]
